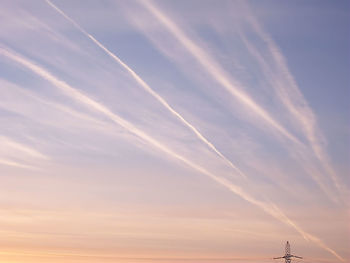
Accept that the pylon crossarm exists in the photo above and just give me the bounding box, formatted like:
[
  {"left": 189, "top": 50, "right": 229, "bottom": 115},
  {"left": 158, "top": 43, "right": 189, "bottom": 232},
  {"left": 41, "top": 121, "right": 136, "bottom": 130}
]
[{"left": 274, "top": 242, "right": 302, "bottom": 262}]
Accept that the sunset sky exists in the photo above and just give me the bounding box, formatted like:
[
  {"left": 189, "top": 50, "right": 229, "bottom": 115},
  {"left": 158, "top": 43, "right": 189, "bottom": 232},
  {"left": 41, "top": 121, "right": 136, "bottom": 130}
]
[{"left": 0, "top": 0, "right": 349, "bottom": 263}]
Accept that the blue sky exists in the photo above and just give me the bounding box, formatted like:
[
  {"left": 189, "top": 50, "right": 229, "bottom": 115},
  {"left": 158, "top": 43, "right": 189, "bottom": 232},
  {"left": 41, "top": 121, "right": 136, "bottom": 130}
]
[{"left": 0, "top": 1, "right": 349, "bottom": 262}]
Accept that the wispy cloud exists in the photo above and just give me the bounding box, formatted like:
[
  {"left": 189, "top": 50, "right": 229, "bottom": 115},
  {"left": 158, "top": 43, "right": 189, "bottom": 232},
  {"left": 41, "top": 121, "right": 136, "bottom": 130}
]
[
  {"left": 0, "top": 135, "right": 48, "bottom": 160},
  {"left": 127, "top": 0, "right": 345, "bottom": 205},
  {"left": 239, "top": 8, "right": 345, "bottom": 198},
  {"left": 137, "top": 0, "right": 300, "bottom": 145},
  {"left": 0, "top": 77, "right": 119, "bottom": 134},
  {"left": 0, "top": 45, "right": 344, "bottom": 262},
  {"left": 0, "top": 158, "right": 38, "bottom": 170},
  {"left": 0, "top": 135, "right": 48, "bottom": 170},
  {"left": 45, "top": 0, "right": 247, "bottom": 180}
]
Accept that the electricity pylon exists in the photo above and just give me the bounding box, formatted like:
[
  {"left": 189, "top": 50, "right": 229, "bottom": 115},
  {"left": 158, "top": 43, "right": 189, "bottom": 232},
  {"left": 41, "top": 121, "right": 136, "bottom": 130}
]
[{"left": 274, "top": 241, "right": 302, "bottom": 263}]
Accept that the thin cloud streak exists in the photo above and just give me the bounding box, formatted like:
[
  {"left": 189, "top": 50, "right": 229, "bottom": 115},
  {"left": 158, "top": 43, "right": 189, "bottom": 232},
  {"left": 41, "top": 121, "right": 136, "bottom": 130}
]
[
  {"left": 0, "top": 78, "right": 134, "bottom": 146},
  {"left": 0, "top": 135, "right": 47, "bottom": 170},
  {"left": 0, "top": 78, "right": 105, "bottom": 127},
  {"left": 0, "top": 46, "right": 343, "bottom": 262},
  {"left": 0, "top": 158, "right": 38, "bottom": 170},
  {"left": 136, "top": 0, "right": 342, "bottom": 204},
  {"left": 0, "top": 78, "right": 114, "bottom": 127},
  {"left": 237, "top": 32, "right": 339, "bottom": 204},
  {"left": 45, "top": 0, "right": 247, "bottom": 180},
  {"left": 0, "top": 135, "right": 48, "bottom": 160},
  {"left": 138, "top": 0, "right": 301, "bottom": 146},
  {"left": 242, "top": 10, "right": 345, "bottom": 197}
]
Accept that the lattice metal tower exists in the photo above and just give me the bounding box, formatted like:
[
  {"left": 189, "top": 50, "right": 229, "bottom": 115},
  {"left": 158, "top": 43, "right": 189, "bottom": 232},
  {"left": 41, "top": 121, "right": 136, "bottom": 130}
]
[{"left": 274, "top": 241, "right": 302, "bottom": 263}]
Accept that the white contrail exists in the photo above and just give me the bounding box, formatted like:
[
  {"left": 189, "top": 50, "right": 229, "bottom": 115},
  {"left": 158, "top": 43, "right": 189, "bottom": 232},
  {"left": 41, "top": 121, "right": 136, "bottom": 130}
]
[
  {"left": 0, "top": 46, "right": 343, "bottom": 261},
  {"left": 237, "top": 32, "right": 339, "bottom": 203},
  {"left": 45, "top": 0, "right": 246, "bottom": 180},
  {"left": 241, "top": 11, "right": 344, "bottom": 196},
  {"left": 0, "top": 135, "right": 48, "bottom": 160},
  {"left": 137, "top": 0, "right": 301, "bottom": 146},
  {"left": 135, "top": 0, "right": 345, "bottom": 203},
  {"left": 0, "top": 78, "right": 114, "bottom": 129},
  {"left": 0, "top": 158, "right": 38, "bottom": 170}
]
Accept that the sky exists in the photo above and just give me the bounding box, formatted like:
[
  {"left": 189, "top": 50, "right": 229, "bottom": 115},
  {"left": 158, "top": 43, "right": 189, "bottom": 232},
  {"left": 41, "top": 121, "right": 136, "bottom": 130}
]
[{"left": 0, "top": 0, "right": 349, "bottom": 263}]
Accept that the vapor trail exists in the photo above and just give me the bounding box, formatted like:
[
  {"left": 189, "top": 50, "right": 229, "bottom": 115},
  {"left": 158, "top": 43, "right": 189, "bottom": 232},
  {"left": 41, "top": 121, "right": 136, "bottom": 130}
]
[
  {"left": 0, "top": 135, "right": 49, "bottom": 160},
  {"left": 0, "top": 158, "right": 38, "bottom": 170},
  {"left": 0, "top": 46, "right": 343, "bottom": 261},
  {"left": 0, "top": 135, "right": 47, "bottom": 170},
  {"left": 45, "top": 0, "right": 246, "bottom": 179},
  {"left": 242, "top": 11, "right": 344, "bottom": 196},
  {"left": 0, "top": 78, "right": 127, "bottom": 139},
  {"left": 237, "top": 33, "right": 339, "bottom": 204},
  {"left": 138, "top": 0, "right": 301, "bottom": 146},
  {"left": 136, "top": 0, "right": 344, "bottom": 203}
]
